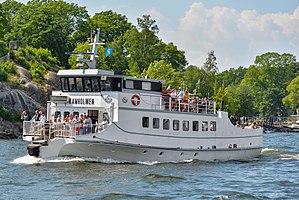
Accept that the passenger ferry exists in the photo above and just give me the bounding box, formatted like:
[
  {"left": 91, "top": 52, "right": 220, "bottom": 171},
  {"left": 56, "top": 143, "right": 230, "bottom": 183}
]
[{"left": 23, "top": 29, "right": 263, "bottom": 162}]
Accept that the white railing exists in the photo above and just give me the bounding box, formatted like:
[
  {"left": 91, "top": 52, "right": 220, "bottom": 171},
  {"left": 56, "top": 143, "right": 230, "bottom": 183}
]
[
  {"left": 162, "top": 96, "right": 216, "bottom": 114},
  {"left": 23, "top": 121, "right": 108, "bottom": 140}
]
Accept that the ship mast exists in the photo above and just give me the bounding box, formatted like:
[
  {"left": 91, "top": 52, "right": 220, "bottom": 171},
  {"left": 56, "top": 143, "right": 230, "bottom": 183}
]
[{"left": 66, "top": 28, "right": 105, "bottom": 69}]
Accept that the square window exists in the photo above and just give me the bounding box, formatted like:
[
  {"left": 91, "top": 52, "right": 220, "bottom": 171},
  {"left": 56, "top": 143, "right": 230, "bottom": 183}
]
[
  {"left": 210, "top": 121, "right": 216, "bottom": 131},
  {"left": 202, "top": 121, "right": 208, "bottom": 131},
  {"left": 192, "top": 121, "right": 199, "bottom": 131},
  {"left": 126, "top": 80, "right": 134, "bottom": 89},
  {"left": 142, "top": 82, "right": 151, "bottom": 90},
  {"left": 183, "top": 120, "right": 189, "bottom": 131},
  {"left": 173, "top": 120, "right": 179, "bottom": 131},
  {"left": 153, "top": 118, "right": 159, "bottom": 129},
  {"left": 142, "top": 117, "right": 149, "bottom": 128},
  {"left": 163, "top": 119, "right": 170, "bottom": 130}
]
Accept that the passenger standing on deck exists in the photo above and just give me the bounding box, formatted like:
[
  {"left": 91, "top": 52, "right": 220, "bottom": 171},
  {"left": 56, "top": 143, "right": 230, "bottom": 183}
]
[
  {"left": 162, "top": 86, "right": 171, "bottom": 109},
  {"left": 177, "top": 87, "right": 184, "bottom": 101},
  {"left": 39, "top": 111, "right": 46, "bottom": 124},
  {"left": 170, "top": 89, "right": 177, "bottom": 110},
  {"left": 83, "top": 114, "right": 92, "bottom": 134},
  {"left": 21, "top": 111, "right": 30, "bottom": 121},
  {"left": 31, "top": 110, "right": 40, "bottom": 122},
  {"left": 69, "top": 114, "right": 75, "bottom": 136},
  {"left": 79, "top": 114, "right": 84, "bottom": 134},
  {"left": 64, "top": 114, "right": 69, "bottom": 123},
  {"left": 73, "top": 115, "right": 81, "bottom": 135}
]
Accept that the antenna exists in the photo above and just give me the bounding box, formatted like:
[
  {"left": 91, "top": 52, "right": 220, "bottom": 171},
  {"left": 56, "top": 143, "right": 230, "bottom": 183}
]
[{"left": 66, "top": 28, "right": 105, "bottom": 69}]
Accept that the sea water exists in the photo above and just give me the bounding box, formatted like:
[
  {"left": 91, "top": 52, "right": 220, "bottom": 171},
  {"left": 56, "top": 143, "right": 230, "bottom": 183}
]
[{"left": 0, "top": 132, "right": 298, "bottom": 199}]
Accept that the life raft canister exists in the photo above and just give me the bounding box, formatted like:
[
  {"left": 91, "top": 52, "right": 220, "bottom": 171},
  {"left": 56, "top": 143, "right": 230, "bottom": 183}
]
[{"left": 131, "top": 94, "right": 141, "bottom": 106}]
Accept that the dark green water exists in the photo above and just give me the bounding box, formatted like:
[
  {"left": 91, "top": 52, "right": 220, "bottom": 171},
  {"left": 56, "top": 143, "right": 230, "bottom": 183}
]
[{"left": 1, "top": 132, "right": 298, "bottom": 199}]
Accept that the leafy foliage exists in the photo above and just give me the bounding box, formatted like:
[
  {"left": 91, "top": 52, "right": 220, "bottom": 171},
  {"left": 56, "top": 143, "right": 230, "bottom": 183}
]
[
  {"left": 0, "top": 105, "right": 20, "bottom": 122},
  {"left": 202, "top": 50, "right": 218, "bottom": 75},
  {"left": 142, "top": 60, "right": 181, "bottom": 89},
  {"left": 7, "top": 0, "right": 89, "bottom": 66},
  {"left": 283, "top": 75, "right": 299, "bottom": 110},
  {"left": 91, "top": 10, "right": 133, "bottom": 42},
  {"left": 0, "top": 67, "right": 8, "bottom": 81},
  {"left": 15, "top": 46, "right": 58, "bottom": 83},
  {"left": 0, "top": 40, "right": 8, "bottom": 57}
]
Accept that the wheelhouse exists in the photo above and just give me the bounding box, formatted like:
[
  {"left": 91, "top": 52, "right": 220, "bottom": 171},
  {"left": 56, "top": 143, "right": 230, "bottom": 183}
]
[{"left": 57, "top": 69, "right": 163, "bottom": 94}]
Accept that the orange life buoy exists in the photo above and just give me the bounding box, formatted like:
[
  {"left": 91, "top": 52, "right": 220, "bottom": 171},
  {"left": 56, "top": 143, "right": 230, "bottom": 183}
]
[
  {"left": 131, "top": 94, "right": 141, "bottom": 106},
  {"left": 181, "top": 98, "right": 189, "bottom": 110}
]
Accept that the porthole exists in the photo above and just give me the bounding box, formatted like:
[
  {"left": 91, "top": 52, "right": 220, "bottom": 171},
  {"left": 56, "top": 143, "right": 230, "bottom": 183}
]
[
  {"left": 159, "top": 152, "right": 164, "bottom": 156},
  {"left": 212, "top": 145, "right": 216, "bottom": 149},
  {"left": 194, "top": 153, "right": 198, "bottom": 156},
  {"left": 143, "top": 150, "right": 147, "bottom": 154},
  {"left": 250, "top": 142, "right": 252, "bottom": 145},
  {"left": 180, "top": 152, "right": 184, "bottom": 156},
  {"left": 200, "top": 146, "right": 203, "bottom": 149}
]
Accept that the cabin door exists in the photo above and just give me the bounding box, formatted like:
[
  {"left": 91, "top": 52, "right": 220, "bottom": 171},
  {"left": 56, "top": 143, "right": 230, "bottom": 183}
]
[{"left": 88, "top": 110, "right": 99, "bottom": 125}]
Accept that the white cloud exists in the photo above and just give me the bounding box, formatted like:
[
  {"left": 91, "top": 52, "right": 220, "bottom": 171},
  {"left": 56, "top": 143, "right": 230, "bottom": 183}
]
[{"left": 165, "top": 2, "right": 299, "bottom": 71}]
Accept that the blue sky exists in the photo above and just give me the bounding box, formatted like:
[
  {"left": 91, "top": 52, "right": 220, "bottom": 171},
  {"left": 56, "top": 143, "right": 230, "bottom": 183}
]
[{"left": 7, "top": 0, "right": 299, "bottom": 71}]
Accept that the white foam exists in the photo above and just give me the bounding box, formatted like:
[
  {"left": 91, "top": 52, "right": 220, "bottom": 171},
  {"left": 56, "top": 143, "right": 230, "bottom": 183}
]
[
  {"left": 46, "top": 157, "right": 85, "bottom": 163},
  {"left": 279, "top": 154, "right": 299, "bottom": 160},
  {"left": 11, "top": 155, "right": 45, "bottom": 165},
  {"left": 11, "top": 156, "right": 86, "bottom": 165},
  {"left": 261, "top": 148, "right": 277, "bottom": 153},
  {"left": 137, "top": 161, "right": 160, "bottom": 165}
]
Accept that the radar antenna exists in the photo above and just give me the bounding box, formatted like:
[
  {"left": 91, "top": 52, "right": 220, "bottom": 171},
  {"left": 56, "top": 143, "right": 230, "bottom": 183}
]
[{"left": 65, "top": 28, "right": 105, "bottom": 69}]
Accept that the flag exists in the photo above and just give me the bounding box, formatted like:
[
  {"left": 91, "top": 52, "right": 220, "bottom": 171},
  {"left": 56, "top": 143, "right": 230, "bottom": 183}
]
[{"left": 106, "top": 47, "right": 113, "bottom": 57}]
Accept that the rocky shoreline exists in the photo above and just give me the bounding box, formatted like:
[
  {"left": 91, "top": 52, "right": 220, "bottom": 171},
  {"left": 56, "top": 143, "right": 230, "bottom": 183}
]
[
  {"left": 0, "top": 65, "right": 60, "bottom": 139},
  {"left": 0, "top": 117, "right": 22, "bottom": 139}
]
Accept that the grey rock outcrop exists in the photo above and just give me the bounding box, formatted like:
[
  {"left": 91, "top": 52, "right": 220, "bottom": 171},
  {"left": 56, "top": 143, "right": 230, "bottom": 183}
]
[
  {"left": 0, "top": 65, "right": 60, "bottom": 138},
  {"left": 0, "top": 117, "right": 22, "bottom": 139}
]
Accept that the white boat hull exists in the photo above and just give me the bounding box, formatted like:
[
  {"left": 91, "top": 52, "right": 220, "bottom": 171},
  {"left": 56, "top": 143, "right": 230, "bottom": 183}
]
[{"left": 42, "top": 139, "right": 262, "bottom": 162}]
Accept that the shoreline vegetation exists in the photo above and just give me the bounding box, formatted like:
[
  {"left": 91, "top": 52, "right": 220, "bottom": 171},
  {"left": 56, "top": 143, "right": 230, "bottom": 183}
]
[{"left": 0, "top": 0, "right": 298, "bottom": 138}]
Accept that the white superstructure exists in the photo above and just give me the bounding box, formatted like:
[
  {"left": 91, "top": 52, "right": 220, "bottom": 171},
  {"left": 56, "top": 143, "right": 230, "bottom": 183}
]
[{"left": 22, "top": 29, "right": 263, "bottom": 162}]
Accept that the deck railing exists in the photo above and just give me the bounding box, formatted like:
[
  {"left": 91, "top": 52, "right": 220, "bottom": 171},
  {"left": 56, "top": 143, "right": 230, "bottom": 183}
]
[
  {"left": 162, "top": 96, "right": 216, "bottom": 114},
  {"left": 23, "top": 121, "right": 107, "bottom": 141}
]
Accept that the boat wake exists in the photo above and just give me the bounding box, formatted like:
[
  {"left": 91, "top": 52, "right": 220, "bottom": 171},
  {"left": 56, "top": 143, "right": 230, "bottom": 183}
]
[
  {"left": 279, "top": 153, "right": 299, "bottom": 160},
  {"left": 261, "top": 148, "right": 299, "bottom": 160},
  {"left": 11, "top": 155, "right": 44, "bottom": 165},
  {"left": 11, "top": 155, "right": 85, "bottom": 165}
]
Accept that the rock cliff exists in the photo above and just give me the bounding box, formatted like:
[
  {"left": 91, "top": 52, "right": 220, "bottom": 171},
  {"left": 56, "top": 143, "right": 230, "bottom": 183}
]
[{"left": 0, "top": 65, "right": 60, "bottom": 139}]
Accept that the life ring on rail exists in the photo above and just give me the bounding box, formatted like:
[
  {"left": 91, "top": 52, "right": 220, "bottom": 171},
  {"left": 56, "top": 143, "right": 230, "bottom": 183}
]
[
  {"left": 131, "top": 94, "right": 141, "bottom": 106},
  {"left": 181, "top": 98, "right": 189, "bottom": 110}
]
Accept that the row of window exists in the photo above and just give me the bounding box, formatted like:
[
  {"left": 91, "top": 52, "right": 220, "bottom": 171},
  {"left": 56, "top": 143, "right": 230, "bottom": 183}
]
[
  {"left": 142, "top": 117, "right": 217, "bottom": 132},
  {"left": 60, "top": 76, "right": 162, "bottom": 93},
  {"left": 61, "top": 77, "right": 122, "bottom": 92}
]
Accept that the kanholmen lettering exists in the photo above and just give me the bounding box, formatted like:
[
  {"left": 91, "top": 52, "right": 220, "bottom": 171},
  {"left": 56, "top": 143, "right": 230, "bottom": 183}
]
[{"left": 68, "top": 98, "right": 95, "bottom": 105}]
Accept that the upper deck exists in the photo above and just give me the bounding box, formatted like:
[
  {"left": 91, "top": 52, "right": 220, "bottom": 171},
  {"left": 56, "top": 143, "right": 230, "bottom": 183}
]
[{"left": 56, "top": 69, "right": 164, "bottom": 94}]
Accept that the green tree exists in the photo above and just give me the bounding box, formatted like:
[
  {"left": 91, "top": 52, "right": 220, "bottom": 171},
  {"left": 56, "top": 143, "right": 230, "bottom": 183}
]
[
  {"left": 155, "top": 42, "right": 188, "bottom": 72},
  {"left": 202, "top": 50, "right": 218, "bottom": 75},
  {"left": 137, "top": 14, "right": 159, "bottom": 34},
  {"left": 8, "top": 0, "right": 89, "bottom": 66},
  {"left": 216, "top": 66, "right": 247, "bottom": 87},
  {"left": 183, "top": 65, "right": 204, "bottom": 94},
  {"left": 0, "top": 0, "right": 24, "bottom": 40},
  {"left": 124, "top": 27, "right": 159, "bottom": 75},
  {"left": 91, "top": 10, "right": 133, "bottom": 42},
  {"left": 242, "top": 52, "right": 298, "bottom": 116},
  {"left": 283, "top": 75, "right": 299, "bottom": 111},
  {"left": 143, "top": 60, "right": 181, "bottom": 89},
  {"left": 0, "top": 4, "right": 8, "bottom": 40}
]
